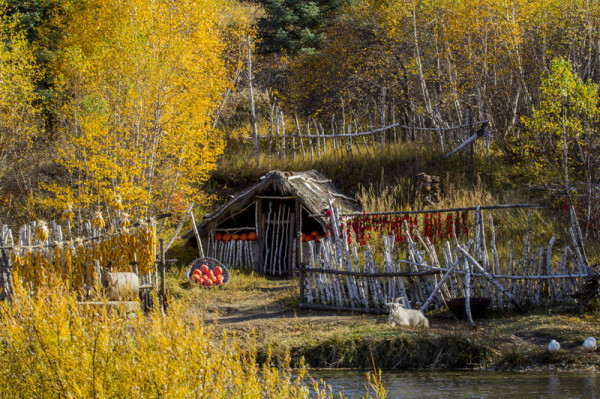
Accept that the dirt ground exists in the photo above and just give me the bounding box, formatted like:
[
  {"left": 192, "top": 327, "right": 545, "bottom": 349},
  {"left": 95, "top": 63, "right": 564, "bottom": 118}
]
[
  {"left": 170, "top": 272, "right": 600, "bottom": 370},
  {"left": 185, "top": 277, "right": 382, "bottom": 336}
]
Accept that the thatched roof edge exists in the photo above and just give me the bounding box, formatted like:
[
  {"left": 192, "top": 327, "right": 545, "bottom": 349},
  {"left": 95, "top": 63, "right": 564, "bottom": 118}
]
[{"left": 182, "top": 170, "right": 360, "bottom": 240}]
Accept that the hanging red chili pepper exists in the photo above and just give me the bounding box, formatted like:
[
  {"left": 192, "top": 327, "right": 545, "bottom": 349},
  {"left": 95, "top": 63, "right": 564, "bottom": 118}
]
[{"left": 445, "top": 213, "right": 453, "bottom": 239}]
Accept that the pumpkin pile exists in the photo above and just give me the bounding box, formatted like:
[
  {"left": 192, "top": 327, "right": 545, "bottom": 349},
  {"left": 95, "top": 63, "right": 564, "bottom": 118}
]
[
  {"left": 214, "top": 231, "right": 257, "bottom": 242},
  {"left": 190, "top": 264, "right": 225, "bottom": 287},
  {"left": 301, "top": 231, "right": 324, "bottom": 243}
]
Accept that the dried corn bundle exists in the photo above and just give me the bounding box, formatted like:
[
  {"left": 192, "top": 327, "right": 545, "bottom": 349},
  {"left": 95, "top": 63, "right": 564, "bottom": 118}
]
[
  {"left": 61, "top": 204, "right": 74, "bottom": 222},
  {"left": 135, "top": 221, "right": 156, "bottom": 274},
  {"left": 6, "top": 216, "right": 157, "bottom": 293},
  {"left": 34, "top": 221, "right": 49, "bottom": 243},
  {"left": 91, "top": 211, "right": 105, "bottom": 230}
]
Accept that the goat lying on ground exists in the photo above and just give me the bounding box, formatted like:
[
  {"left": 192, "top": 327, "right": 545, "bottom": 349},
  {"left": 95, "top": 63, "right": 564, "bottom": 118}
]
[{"left": 385, "top": 302, "right": 429, "bottom": 328}]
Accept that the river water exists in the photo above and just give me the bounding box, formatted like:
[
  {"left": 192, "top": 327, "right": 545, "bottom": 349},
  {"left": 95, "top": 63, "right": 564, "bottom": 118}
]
[{"left": 307, "top": 370, "right": 600, "bottom": 398}]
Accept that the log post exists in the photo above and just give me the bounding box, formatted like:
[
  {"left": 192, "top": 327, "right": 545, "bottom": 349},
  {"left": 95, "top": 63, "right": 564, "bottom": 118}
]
[
  {"left": 380, "top": 86, "right": 386, "bottom": 152},
  {"left": 159, "top": 238, "right": 167, "bottom": 313},
  {"left": 280, "top": 109, "right": 286, "bottom": 159},
  {"left": 189, "top": 212, "right": 204, "bottom": 258},
  {"left": 299, "top": 263, "right": 306, "bottom": 305},
  {"left": 464, "top": 256, "right": 475, "bottom": 327},
  {"left": 457, "top": 245, "right": 523, "bottom": 311}
]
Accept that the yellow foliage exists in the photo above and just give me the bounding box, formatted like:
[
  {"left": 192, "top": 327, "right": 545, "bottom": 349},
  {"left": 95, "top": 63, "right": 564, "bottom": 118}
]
[
  {"left": 519, "top": 57, "right": 599, "bottom": 186},
  {"left": 0, "top": 5, "right": 41, "bottom": 178},
  {"left": 0, "top": 280, "right": 318, "bottom": 398},
  {"left": 288, "top": 0, "right": 600, "bottom": 134},
  {"left": 40, "top": 0, "right": 250, "bottom": 217}
]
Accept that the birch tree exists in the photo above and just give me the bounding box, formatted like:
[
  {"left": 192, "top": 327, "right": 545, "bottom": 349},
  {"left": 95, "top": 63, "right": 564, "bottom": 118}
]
[{"left": 40, "top": 0, "right": 248, "bottom": 217}]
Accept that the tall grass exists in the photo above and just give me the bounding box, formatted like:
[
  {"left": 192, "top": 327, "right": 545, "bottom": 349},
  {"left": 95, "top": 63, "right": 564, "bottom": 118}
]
[
  {"left": 213, "top": 139, "right": 495, "bottom": 199},
  {"left": 356, "top": 170, "right": 419, "bottom": 213},
  {"left": 0, "top": 278, "right": 386, "bottom": 398}
]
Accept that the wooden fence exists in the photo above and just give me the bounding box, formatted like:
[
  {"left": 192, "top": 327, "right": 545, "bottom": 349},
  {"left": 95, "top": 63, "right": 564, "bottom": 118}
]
[
  {"left": 299, "top": 204, "right": 590, "bottom": 321},
  {"left": 0, "top": 215, "right": 169, "bottom": 311},
  {"left": 207, "top": 239, "right": 256, "bottom": 271},
  {"left": 245, "top": 104, "right": 490, "bottom": 163}
]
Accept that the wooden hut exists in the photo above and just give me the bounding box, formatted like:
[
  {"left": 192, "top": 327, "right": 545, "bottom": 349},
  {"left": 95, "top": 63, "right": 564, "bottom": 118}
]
[{"left": 183, "top": 170, "right": 361, "bottom": 276}]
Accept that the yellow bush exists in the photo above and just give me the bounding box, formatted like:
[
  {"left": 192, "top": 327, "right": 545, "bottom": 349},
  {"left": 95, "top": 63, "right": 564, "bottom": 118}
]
[
  {"left": 0, "top": 279, "right": 300, "bottom": 398},
  {"left": 0, "top": 279, "right": 386, "bottom": 398}
]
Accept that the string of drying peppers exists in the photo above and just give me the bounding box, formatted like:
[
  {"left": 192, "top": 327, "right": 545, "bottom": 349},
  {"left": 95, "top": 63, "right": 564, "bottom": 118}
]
[{"left": 328, "top": 211, "right": 470, "bottom": 246}]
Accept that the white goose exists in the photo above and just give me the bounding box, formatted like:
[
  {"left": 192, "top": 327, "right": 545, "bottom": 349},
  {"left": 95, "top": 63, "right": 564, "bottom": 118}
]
[
  {"left": 583, "top": 337, "right": 597, "bottom": 354},
  {"left": 548, "top": 339, "right": 560, "bottom": 353}
]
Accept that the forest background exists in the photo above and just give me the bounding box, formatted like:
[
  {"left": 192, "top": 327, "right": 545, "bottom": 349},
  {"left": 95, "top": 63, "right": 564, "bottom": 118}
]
[{"left": 0, "top": 0, "right": 599, "bottom": 243}]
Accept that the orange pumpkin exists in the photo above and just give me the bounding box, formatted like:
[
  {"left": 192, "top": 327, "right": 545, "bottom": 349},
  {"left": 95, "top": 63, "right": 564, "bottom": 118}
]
[
  {"left": 215, "top": 232, "right": 222, "bottom": 241},
  {"left": 214, "top": 266, "right": 223, "bottom": 276},
  {"left": 204, "top": 279, "right": 213, "bottom": 287},
  {"left": 305, "top": 234, "right": 314, "bottom": 242},
  {"left": 222, "top": 233, "right": 232, "bottom": 242},
  {"left": 232, "top": 233, "right": 240, "bottom": 241},
  {"left": 199, "top": 264, "right": 209, "bottom": 274},
  {"left": 240, "top": 233, "right": 248, "bottom": 241},
  {"left": 311, "top": 231, "right": 320, "bottom": 237},
  {"left": 248, "top": 232, "right": 257, "bottom": 241}
]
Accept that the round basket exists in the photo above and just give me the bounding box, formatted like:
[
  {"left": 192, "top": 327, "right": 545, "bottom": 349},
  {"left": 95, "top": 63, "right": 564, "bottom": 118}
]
[{"left": 186, "top": 257, "right": 230, "bottom": 286}]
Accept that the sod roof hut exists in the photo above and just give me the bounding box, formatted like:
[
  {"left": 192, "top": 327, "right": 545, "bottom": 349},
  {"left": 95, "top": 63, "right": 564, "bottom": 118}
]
[{"left": 183, "top": 170, "right": 361, "bottom": 276}]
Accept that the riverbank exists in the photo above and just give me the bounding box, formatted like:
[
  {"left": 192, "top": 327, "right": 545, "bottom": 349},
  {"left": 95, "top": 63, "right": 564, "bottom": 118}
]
[{"left": 168, "top": 271, "right": 600, "bottom": 372}]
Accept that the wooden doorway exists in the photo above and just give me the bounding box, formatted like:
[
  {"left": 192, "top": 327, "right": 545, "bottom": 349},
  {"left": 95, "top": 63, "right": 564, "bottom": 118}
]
[{"left": 258, "top": 197, "right": 298, "bottom": 276}]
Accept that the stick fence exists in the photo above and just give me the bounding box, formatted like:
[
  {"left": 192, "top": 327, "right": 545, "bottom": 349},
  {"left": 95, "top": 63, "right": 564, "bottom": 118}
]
[
  {"left": 245, "top": 102, "right": 490, "bottom": 163},
  {"left": 298, "top": 204, "right": 589, "bottom": 315},
  {"left": 0, "top": 215, "right": 166, "bottom": 311}
]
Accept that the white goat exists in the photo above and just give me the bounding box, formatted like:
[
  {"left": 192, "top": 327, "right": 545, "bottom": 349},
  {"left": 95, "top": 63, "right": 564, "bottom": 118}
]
[{"left": 385, "top": 302, "right": 429, "bottom": 328}]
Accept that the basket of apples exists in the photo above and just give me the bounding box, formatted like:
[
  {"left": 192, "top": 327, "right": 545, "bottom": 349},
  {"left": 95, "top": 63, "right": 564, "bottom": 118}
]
[{"left": 186, "top": 257, "right": 229, "bottom": 287}]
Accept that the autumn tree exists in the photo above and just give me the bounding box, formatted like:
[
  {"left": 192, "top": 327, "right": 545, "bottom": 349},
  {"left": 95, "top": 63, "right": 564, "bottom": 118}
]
[
  {"left": 4, "top": 0, "right": 69, "bottom": 137},
  {"left": 41, "top": 0, "right": 249, "bottom": 218},
  {"left": 0, "top": 6, "right": 42, "bottom": 203},
  {"left": 520, "top": 58, "right": 599, "bottom": 212},
  {"left": 282, "top": 0, "right": 600, "bottom": 155}
]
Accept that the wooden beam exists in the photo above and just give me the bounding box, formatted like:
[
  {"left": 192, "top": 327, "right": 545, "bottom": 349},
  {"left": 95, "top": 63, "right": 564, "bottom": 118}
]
[
  {"left": 456, "top": 244, "right": 523, "bottom": 311},
  {"left": 444, "top": 123, "right": 487, "bottom": 159},
  {"left": 165, "top": 203, "right": 194, "bottom": 252},
  {"left": 296, "top": 266, "right": 442, "bottom": 278}
]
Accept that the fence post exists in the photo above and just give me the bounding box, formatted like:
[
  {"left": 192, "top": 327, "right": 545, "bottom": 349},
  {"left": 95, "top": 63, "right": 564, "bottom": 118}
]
[
  {"left": 280, "top": 109, "right": 286, "bottom": 159},
  {"left": 299, "top": 263, "right": 306, "bottom": 305},
  {"left": 307, "top": 122, "right": 314, "bottom": 161},
  {"left": 435, "top": 105, "right": 445, "bottom": 153},
  {"left": 464, "top": 255, "right": 475, "bottom": 327},
  {"left": 466, "top": 108, "right": 474, "bottom": 158},
  {"left": 0, "top": 230, "right": 13, "bottom": 303},
  {"left": 380, "top": 86, "right": 386, "bottom": 152},
  {"left": 159, "top": 238, "right": 167, "bottom": 313}
]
